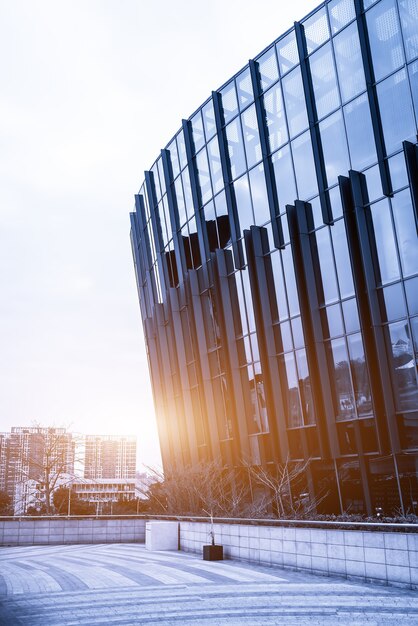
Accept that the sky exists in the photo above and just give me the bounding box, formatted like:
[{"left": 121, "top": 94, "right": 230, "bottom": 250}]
[{"left": 0, "top": 0, "right": 315, "bottom": 469}]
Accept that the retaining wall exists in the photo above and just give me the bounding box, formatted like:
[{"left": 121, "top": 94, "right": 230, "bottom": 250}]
[{"left": 0, "top": 517, "right": 146, "bottom": 545}]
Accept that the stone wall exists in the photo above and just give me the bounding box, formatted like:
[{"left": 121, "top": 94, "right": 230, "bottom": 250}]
[
  {"left": 179, "top": 521, "right": 418, "bottom": 589},
  {"left": 0, "top": 517, "right": 146, "bottom": 545}
]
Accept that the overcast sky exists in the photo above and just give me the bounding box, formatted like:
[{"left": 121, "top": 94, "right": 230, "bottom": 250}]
[{"left": 0, "top": 0, "right": 315, "bottom": 468}]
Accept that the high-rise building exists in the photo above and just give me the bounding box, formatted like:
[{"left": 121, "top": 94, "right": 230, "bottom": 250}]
[
  {"left": 84, "top": 435, "right": 136, "bottom": 480},
  {"left": 130, "top": 0, "right": 418, "bottom": 516}
]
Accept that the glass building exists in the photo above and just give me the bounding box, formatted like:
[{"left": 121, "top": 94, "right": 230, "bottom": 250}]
[{"left": 130, "top": 0, "right": 418, "bottom": 515}]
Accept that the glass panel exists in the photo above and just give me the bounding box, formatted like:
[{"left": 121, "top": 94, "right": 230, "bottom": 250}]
[
  {"left": 303, "top": 7, "right": 330, "bottom": 54},
  {"left": 292, "top": 316, "right": 304, "bottom": 349},
  {"left": 182, "top": 168, "right": 194, "bottom": 220},
  {"left": 234, "top": 174, "right": 254, "bottom": 232},
  {"left": 258, "top": 46, "right": 279, "bottom": 91},
  {"left": 204, "top": 200, "right": 219, "bottom": 251},
  {"left": 388, "top": 152, "right": 409, "bottom": 191},
  {"left": 326, "top": 303, "right": 344, "bottom": 337},
  {"left": 241, "top": 104, "right": 262, "bottom": 168},
  {"left": 343, "top": 298, "right": 360, "bottom": 333},
  {"left": 276, "top": 30, "right": 299, "bottom": 75},
  {"left": 366, "top": 0, "right": 404, "bottom": 82},
  {"left": 330, "top": 337, "right": 356, "bottom": 421},
  {"left": 282, "top": 245, "right": 300, "bottom": 316},
  {"left": 264, "top": 83, "right": 288, "bottom": 152},
  {"left": 174, "top": 177, "right": 187, "bottom": 227},
  {"left": 214, "top": 191, "right": 232, "bottom": 248},
  {"left": 177, "top": 130, "right": 188, "bottom": 171},
  {"left": 333, "top": 23, "right": 366, "bottom": 102},
  {"left": 405, "top": 277, "right": 418, "bottom": 315},
  {"left": 344, "top": 93, "right": 378, "bottom": 170},
  {"left": 234, "top": 272, "right": 248, "bottom": 335},
  {"left": 202, "top": 100, "right": 216, "bottom": 142},
  {"left": 371, "top": 199, "right": 401, "bottom": 284},
  {"left": 408, "top": 60, "right": 418, "bottom": 127},
  {"left": 398, "top": 0, "right": 418, "bottom": 62},
  {"left": 242, "top": 269, "right": 256, "bottom": 332},
  {"left": 249, "top": 163, "right": 270, "bottom": 226},
  {"left": 296, "top": 348, "right": 315, "bottom": 424},
  {"left": 191, "top": 111, "right": 205, "bottom": 153},
  {"left": 364, "top": 163, "right": 384, "bottom": 201},
  {"left": 271, "top": 251, "right": 289, "bottom": 321},
  {"left": 347, "top": 333, "right": 372, "bottom": 416},
  {"left": 316, "top": 226, "right": 339, "bottom": 304},
  {"left": 291, "top": 131, "right": 318, "bottom": 200},
  {"left": 382, "top": 282, "right": 407, "bottom": 320},
  {"left": 328, "top": 0, "right": 356, "bottom": 34},
  {"left": 331, "top": 218, "right": 355, "bottom": 298},
  {"left": 196, "top": 148, "right": 212, "bottom": 205},
  {"left": 271, "top": 144, "right": 297, "bottom": 210},
  {"left": 310, "top": 42, "right": 340, "bottom": 119},
  {"left": 281, "top": 320, "right": 293, "bottom": 352},
  {"left": 282, "top": 66, "right": 309, "bottom": 138},
  {"left": 207, "top": 137, "right": 223, "bottom": 195},
  {"left": 387, "top": 320, "right": 418, "bottom": 411},
  {"left": 168, "top": 139, "right": 180, "bottom": 180},
  {"left": 221, "top": 81, "right": 239, "bottom": 124},
  {"left": 329, "top": 185, "right": 343, "bottom": 219},
  {"left": 391, "top": 189, "right": 418, "bottom": 278},
  {"left": 320, "top": 110, "right": 350, "bottom": 186},
  {"left": 236, "top": 67, "right": 254, "bottom": 110},
  {"left": 284, "top": 352, "right": 303, "bottom": 427},
  {"left": 377, "top": 69, "right": 416, "bottom": 154},
  {"left": 225, "top": 117, "right": 246, "bottom": 179}
]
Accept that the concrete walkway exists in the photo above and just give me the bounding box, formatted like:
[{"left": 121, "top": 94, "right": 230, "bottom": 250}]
[{"left": 0, "top": 544, "right": 417, "bottom": 625}]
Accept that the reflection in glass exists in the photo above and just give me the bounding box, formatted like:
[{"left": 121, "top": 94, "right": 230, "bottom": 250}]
[
  {"left": 234, "top": 174, "right": 254, "bottom": 232},
  {"left": 196, "top": 148, "right": 212, "bottom": 205},
  {"left": 364, "top": 164, "right": 383, "bottom": 201},
  {"left": 366, "top": 0, "right": 404, "bottom": 82},
  {"left": 271, "top": 251, "right": 289, "bottom": 321},
  {"left": 408, "top": 61, "right": 418, "bottom": 128},
  {"left": 331, "top": 218, "right": 355, "bottom": 298},
  {"left": 282, "top": 67, "right": 309, "bottom": 138},
  {"left": 310, "top": 42, "right": 340, "bottom": 119},
  {"left": 344, "top": 93, "right": 377, "bottom": 170},
  {"left": 377, "top": 68, "right": 416, "bottom": 154},
  {"left": 276, "top": 30, "right": 299, "bottom": 75},
  {"left": 282, "top": 245, "right": 300, "bottom": 316},
  {"left": 391, "top": 190, "right": 418, "bottom": 278},
  {"left": 241, "top": 105, "right": 262, "bottom": 168},
  {"left": 249, "top": 164, "right": 270, "bottom": 226},
  {"left": 291, "top": 316, "right": 304, "bottom": 349},
  {"left": 316, "top": 226, "right": 339, "bottom": 304},
  {"left": 371, "top": 199, "right": 401, "bottom": 284},
  {"left": 221, "top": 81, "right": 239, "bottom": 124},
  {"left": 330, "top": 337, "right": 356, "bottom": 421},
  {"left": 271, "top": 144, "right": 297, "bottom": 209},
  {"left": 326, "top": 303, "right": 344, "bottom": 337},
  {"left": 236, "top": 67, "right": 254, "bottom": 110},
  {"left": 264, "top": 83, "right": 288, "bottom": 152},
  {"left": 320, "top": 110, "right": 350, "bottom": 187},
  {"left": 328, "top": 0, "right": 356, "bottom": 34},
  {"left": 202, "top": 100, "right": 216, "bottom": 142},
  {"left": 292, "top": 131, "right": 318, "bottom": 200},
  {"left": 303, "top": 7, "right": 330, "bottom": 54},
  {"left": 242, "top": 269, "right": 256, "bottom": 332},
  {"left": 168, "top": 139, "right": 180, "bottom": 180},
  {"left": 343, "top": 299, "right": 360, "bottom": 333},
  {"left": 347, "top": 333, "right": 372, "bottom": 416},
  {"left": 398, "top": 0, "right": 418, "bottom": 62},
  {"left": 284, "top": 352, "right": 303, "bottom": 427},
  {"left": 191, "top": 111, "right": 205, "bottom": 153},
  {"left": 405, "top": 277, "right": 418, "bottom": 316},
  {"left": 296, "top": 348, "right": 315, "bottom": 424},
  {"left": 333, "top": 23, "right": 366, "bottom": 102},
  {"left": 388, "top": 152, "right": 409, "bottom": 192},
  {"left": 387, "top": 320, "right": 418, "bottom": 411},
  {"left": 177, "top": 130, "right": 188, "bottom": 171},
  {"left": 226, "top": 118, "right": 246, "bottom": 179},
  {"left": 281, "top": 320, "right": 293, "bottom": 352},
  {"left": 182, "top": 169, "right": 194, "bottom": 219},
  {"left": 207, "top": 137, "right": 223, "bottom": 195},
  {"left": 258, "top": 47, "right": 279, "bottom": 92},
  {"left": 382, "top": 282, "right": 407, "bottom": 321},
  {"left": 175, "top": 177, "right": 187, "bottom": 227}
]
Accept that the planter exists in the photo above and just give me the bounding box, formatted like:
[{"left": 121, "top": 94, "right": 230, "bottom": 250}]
[{"left": 203, "top": 544, "right": 223, "bottom": 561}]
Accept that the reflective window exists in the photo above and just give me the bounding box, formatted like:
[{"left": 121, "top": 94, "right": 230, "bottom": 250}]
[
  {"left": 331, "top": 218, "right": 355, "bottom": 298},
  {"left": 382, "top": 282, "right": 407, "bottom": 320},
  {"left": 398, "top": 0, "right": 418, "bottom": 62},
  {"left": 215, "top": 191, "right": 232, "bottom": 248},
  {"left": 333, "top": 23, "right": 366, "bottom": 103},
  {"left": 388, "top": 152, "right": 409, "bottom": 191},
  {"left": 330, "top": 337, "right": 356, "bottom": 421},
  {"left": 408, "top": 61, "right": 418, "bottom": 127},
  {"left": 391, "top": 189, "right": 418, "bottom": 277},
  {"left": 241, "top": 104, "right": 262, "bottom": 168},
  {"left": 272, "top": 145, "right": 297, "bottom": 210},
  {"left": 177, "top": 130, "right": 188, "bottom": 171},
  {"left": 196, "top": 148, "right": 212, "bottom": 205},
  {"left": 282, "top": 67, "right": 309, "bottom": 138},
  {"left": 296, "top": 349, "right": 315, "bottom": 424},
  {"left": 326, "top": 303, "right": 344, "bottom": 336},
  {"left": 344, "top": 93, "right": 377, "bottom": 170},
  {"left": 377, "top": 68, "right": 416, "bottom": 154},
  {"left": 242, "top": 269, "right": 256, "bottom": 332},
  {"left": 249, "top": 164, "right": 270, "bottom": 225},
  {"left": 328, "top": 0, "right": 356, "bottom": 34},
  {"left": 343, "top": 298, "right": 360, "bottom": 333},
  {"left": 168, "top": 139, "right": 180, "bottom": 180},
  {"left": 207, "top": 137, "right": 223, "bottom": 195},
  {"left": 371, "top": 199, "right": 401, "bottom": 284},
  {"left": 221, "top": 81, "right": 239, "bottom": 124},
  {"left": 258, "top": 47, "right": 279, "bottom": 91},
  {"left": 329, "top": 184, "right": 343, "bottom": 219},
  {"left": 347, "top": 333, "right": 372, "bottom": 416},
  {"left": 303, "top": 7, "right": 330, "bottom": 54},
  {"left": 191, "top": 111, "right": 205, "bottom": 153},
  {"left": 320, "top": 110, "right": 350, "bottom": 186},
  {"left": 292, "top": 316, "right": 304, "bottom": 349},
  {"left": 387, "top": 320, "right": 418, "bottom": 411},
  {"left": 276, "top": 30, "right": 299, "bottom": 75},
  {"left": 364, "top": 164, "right": 384, "bottom": 201},
  {"left": 264, "top": 83, "right": 288, "bottom": 151},
  {"left": 234, "top": 174, "right": 254, "bottom": 232},
  {"left": 405, "top": 277, "right": 418, "bottom": 315},
  {"left": 310, "top": 42, "right": 340, "bottom": 119},
  {"left": 366, "top": 0, "right": 405, "bottom": 82},
  {"left": 282, "top": 245, "right": 300, "bottom": 316},
  {"left": 182, "top": 168, "right": 194, "bottom": 219},
  {"left": 236, "top": 67, "right": 254, "bottom": 110},
  {"left": 292, "top": 131, "right": 318, "bottom": 200},
  {"left": 271, "top": 251, "right": 289, "bottom": 321},
  {"left": 225, "top": 118, "right": 246, "bottom": 179},
  {"left": 284, "top": 352, "right": 303, "bottom": 427},
  {"left": 281, "top": 320, "right": 293, "bottom": 351},
  {"left": 316, "top": 226, "right": 339, "bottom": 304},
  {"left": 202, "top": 100, "right": 216, "bottom": 142},
  {"left": 175, "top": 177, "right": 187, "bottom": 227}
]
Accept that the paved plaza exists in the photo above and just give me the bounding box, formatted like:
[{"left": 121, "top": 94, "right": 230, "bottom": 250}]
[{"left": 0, "top": 543, "right": 417, "bottom": 625}]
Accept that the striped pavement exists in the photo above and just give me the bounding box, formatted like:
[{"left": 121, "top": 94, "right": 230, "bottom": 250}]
[{"left": 0, "top": 543, "right": 417, "bottom": 625}]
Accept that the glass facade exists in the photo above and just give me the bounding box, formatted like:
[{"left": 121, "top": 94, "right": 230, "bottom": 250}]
[{"left": 130, "top": 0, "right": 418, "bottom": 516}]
